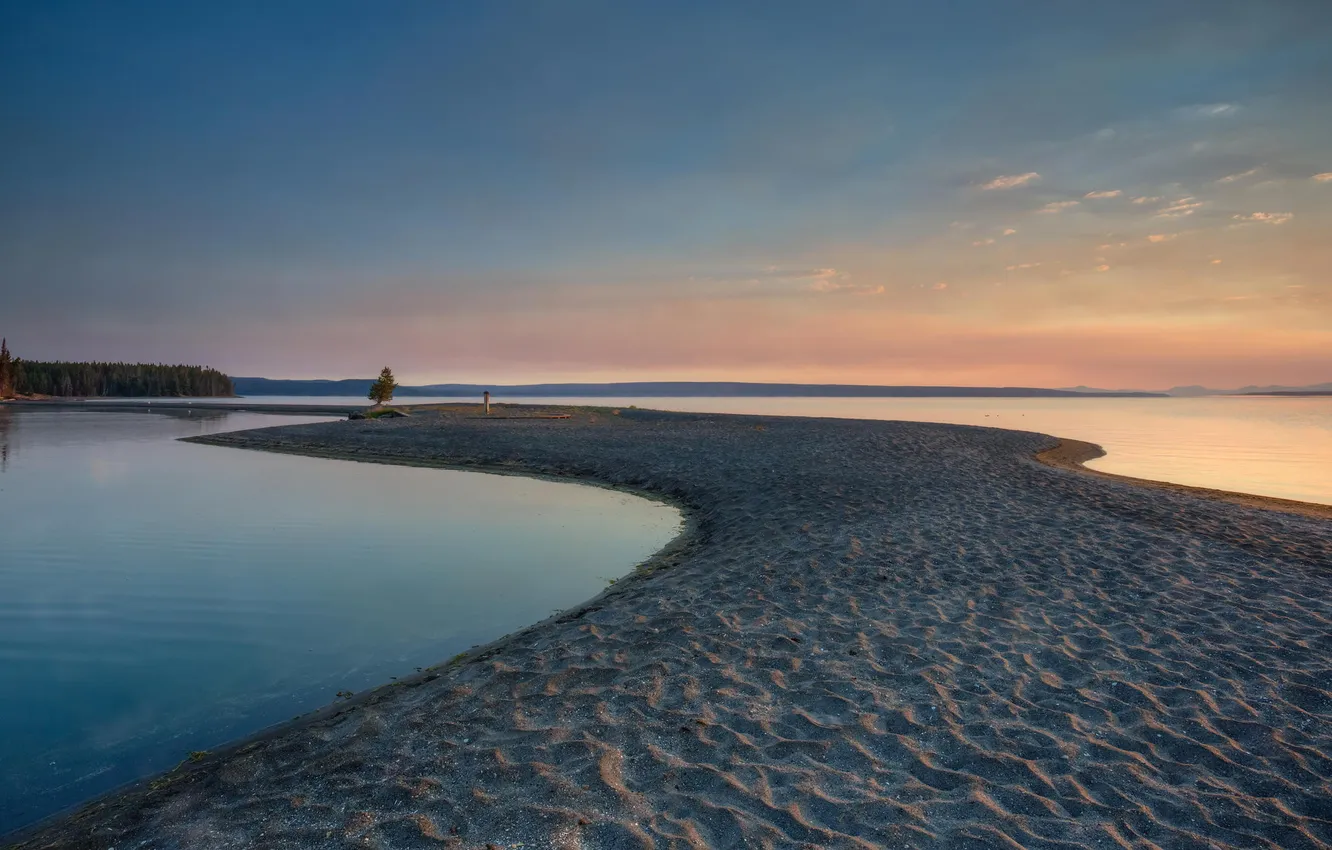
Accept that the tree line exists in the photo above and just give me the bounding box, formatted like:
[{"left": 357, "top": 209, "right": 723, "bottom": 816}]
[{"left": 0, "top": 340, "right": 234, "bottom": 398}]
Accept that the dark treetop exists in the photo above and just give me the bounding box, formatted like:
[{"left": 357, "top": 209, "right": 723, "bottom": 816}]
[{"left": 5, "top": 360, "right": 233, "bottom": 398}]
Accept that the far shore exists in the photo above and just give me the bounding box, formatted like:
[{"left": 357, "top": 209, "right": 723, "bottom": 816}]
[{"left": 8, "top": 407, "right": 1331, "bottom": 849}]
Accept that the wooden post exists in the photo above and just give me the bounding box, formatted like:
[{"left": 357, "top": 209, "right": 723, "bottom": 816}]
[{"left": 483, "top": 391, "right": 490, "bottom": 415}]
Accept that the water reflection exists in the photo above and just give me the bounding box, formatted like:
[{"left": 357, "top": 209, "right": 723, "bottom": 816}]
[
  {"left": 47, "top": 396, "right": 1332, "bottom": 504},
  {"left": 0, "top": 406, "right": 11, "bottom": 472},
  {"left": 507, "top": 396, "right": 1332, "bottom": 506},
  {"left": 0, "top": 408, "right": 681, "bottom": 833}
]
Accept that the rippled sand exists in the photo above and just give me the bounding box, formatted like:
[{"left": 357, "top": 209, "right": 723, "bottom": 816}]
[{"left": 11, "top": 408, "right": 1332, "bottom": 849}]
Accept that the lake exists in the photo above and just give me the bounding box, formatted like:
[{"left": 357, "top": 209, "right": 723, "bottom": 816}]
[
  {"left": 0, "top": 407, "right": 682, "bottom": 834},
  {"left": 503, "top": 395, "right": 1329, "bottom": 507},
  {"left": 125, "top": 394, "right": 1332, "bottom": 506}
]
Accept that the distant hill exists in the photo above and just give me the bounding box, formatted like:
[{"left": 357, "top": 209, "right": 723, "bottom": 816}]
[
  {"left": 1059, "top": 385, "right": 1153, "bottom": 395},
  {"left": 231, "top": 378, "right": 1165, "bottom": 399},
  {"left": 1062, "top": 382, "right": 1332, "bottom": 397},
  {"left": 1236, "top": 382, "right": 1332, "bottom": 395},
  {"left": 1061, "top": 384, "right": 1225, "bottom": 396}
]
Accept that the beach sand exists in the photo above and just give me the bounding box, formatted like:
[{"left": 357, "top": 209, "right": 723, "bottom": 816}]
[{"left": 8, "top": 408, "right": 1331, "bottom": 849}]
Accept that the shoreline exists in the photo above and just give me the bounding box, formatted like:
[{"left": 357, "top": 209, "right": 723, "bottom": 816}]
[
  {"left": 7, "top": 409, "right": 1332, "bottom": 849},
  {"left": 7, "top": 398, "right": 1329, "bottom": 515},
  {"left": 2, "top": 440, "right": 704, "bottom": 846},
  {"left": 1035, "top": 437, "right": 1332, "bottom": 521}
]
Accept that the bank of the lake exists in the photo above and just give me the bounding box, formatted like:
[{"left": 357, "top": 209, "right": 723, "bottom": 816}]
[
  {"left": 498, "top": 395, "right": 1332, "bottom": 507},
  {"left": 28, "top": 394, "right": 1331, "bottom": 506},
  {"left": 11, "top": 407, "right": 1330, "bottom": 850}
]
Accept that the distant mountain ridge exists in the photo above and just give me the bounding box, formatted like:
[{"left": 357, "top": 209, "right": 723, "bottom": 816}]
[
  {"left": 231, "top": 378, "right": 1165, "bottom": 398},
  {"left": 1234, "top": 382, "right": 1332, "bottom": 395},
  {"left": 1061, "top": 382, "right": 1332, "bottom": 396}
]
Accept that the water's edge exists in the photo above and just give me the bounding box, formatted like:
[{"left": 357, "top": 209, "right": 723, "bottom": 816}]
[
  {"left": 1035, "top": 437, "right": 1332, "bottom": 521},
  {"left": 1, "top": 435, "right": 698, "bottom": 845}
]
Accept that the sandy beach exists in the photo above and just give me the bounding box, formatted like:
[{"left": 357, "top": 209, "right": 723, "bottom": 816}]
[{"left": 8, "top": 407, "right": 1332, "bottom": 849}]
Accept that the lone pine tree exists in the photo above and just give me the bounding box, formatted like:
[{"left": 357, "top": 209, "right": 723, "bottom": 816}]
[{"left": 368, "top": 366, "right": 397, "bottom": 405}]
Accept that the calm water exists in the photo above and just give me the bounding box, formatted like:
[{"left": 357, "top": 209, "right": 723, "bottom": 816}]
[
  {"left": 99, "top": 395, "right": 1332, "bottom": 505},
  {"left": 503, "top": 395, "right": 1328, "bottom": 506},
  {"left": 0, "top": 407, "right": 680, "bottom": 833}
]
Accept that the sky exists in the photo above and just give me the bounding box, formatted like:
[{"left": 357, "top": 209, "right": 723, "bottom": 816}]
[{"left": 2, "top": 0, "right": 1330, "bottom": 389}]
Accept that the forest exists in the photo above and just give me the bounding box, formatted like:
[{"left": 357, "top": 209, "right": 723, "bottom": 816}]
[{"left": 0, "top": 341, "right": 234, "bottom": 398}]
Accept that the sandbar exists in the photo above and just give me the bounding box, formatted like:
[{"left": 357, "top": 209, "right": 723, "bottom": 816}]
[{"left": 8, "top": 408, "right": 1331, "bottom": 849}]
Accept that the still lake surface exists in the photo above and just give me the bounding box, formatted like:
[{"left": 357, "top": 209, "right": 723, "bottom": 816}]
[
  {"left": 0, "top": 407, "right": 681, "bottom": 833},
  {"left": 148, "top": 394, "right": 1332, "bottom": 506}
]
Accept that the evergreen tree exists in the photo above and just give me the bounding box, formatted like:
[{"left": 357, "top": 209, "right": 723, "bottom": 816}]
[
  {"left": 367, "top": 366, "right": 397, "bottom": 405},
  {"left": 5, "top": 358, "right": 234, "bottom": 398},
  {"left": 0, "top": 338, "right": 11, "bottom": 398}
]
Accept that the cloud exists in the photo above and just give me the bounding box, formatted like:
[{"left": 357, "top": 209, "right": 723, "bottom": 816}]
[
  {"left": 1178, "top": 103, "right": 1238, "bottom": 118},
  {"left": 1095, "top": 265, "right": 1111, "bottom": 272},
  {"left": 1147, "top": 234, "right": 1177, "bottom": 243},
  {"left": 972, "top": 238, "right": 995, "bottom": 246},
  {"left": 1132, "top": 196, "right": 1161, "bottom": 204},
  {"left": 1216, "top": 168, "right": 1259, "bottom": 184},
  {"left": 1313, "top": 173, "right": 1332, "bottom": 182},
  {"left": 1084, "top": 190, "right": 1122, "bottom": 199},
  {"left": 980, "top": 172, "right": 1040, "bottom": 190},
  {"left": 1002, "top": 228, "right": 1017, "bottom": 236},
  {"left": 1037, "top": 201, "right": 1079, "bottom": 213},
  {"left": 805, "top": 268, "right": 884, "bottom": 295},
  {"left": 693, "top": 266, "right": 856, "bottom": 288},
  {"left": 693, "top": 266, "right": 893, "bottom": 296},
  {"left": 1005, "top": 262, "right": 1041, "bottom": 271},
  {"left": 1156, "top": 198, "right": 1203, "bottom": 217},
  {"left": 932, "top": 282, "right": 948, "bottom": 290},
  {"left": 828, "top": 284, "right": 886, "bottom": 295},
  {"left": 1232, "top": 212, "right": 1293, "bottom": 225}
]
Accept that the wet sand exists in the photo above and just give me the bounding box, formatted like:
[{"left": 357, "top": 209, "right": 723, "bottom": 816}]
[{"left": 8, "top": 408, "right": 1331, "bottom": 849}]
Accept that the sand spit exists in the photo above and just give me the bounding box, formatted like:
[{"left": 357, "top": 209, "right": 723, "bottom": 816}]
[
  {"left": 1036, "top": 438, "right": 1332, "bottom": 522},
  {"left": 8, "top": 408, "right": 1332, "bottom": 849}
]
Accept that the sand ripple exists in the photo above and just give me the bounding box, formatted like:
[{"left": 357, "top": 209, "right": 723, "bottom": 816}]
[{"left": 10, "top": 409, "right": 1331, "bottom": 849}]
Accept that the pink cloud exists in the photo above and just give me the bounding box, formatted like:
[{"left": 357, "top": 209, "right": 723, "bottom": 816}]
[
  {"left": 980, "top": 172, "right": 1040, "bottom": 190},
  {"left": 1232, "top": 212, "right": 1293, "bottom": 225},
  {"left": 1037, "top": 201, "right": 1079, "bottom": 213}
]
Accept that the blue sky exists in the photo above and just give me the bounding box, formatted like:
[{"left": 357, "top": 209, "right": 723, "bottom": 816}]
[{"left": 3, "top": 1, "right": 1330, "bottom": 386}]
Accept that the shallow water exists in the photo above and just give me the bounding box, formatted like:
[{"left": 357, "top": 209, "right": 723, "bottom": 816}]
[
  {"left": 505, "top": 396, "right": 1329, "bottom": 507},
  {"left": 65, "top": 394, "right": 1332, "bottom": 504},
  {"left": 0, "top": 407, "right": 681, "bottom": 833}
]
